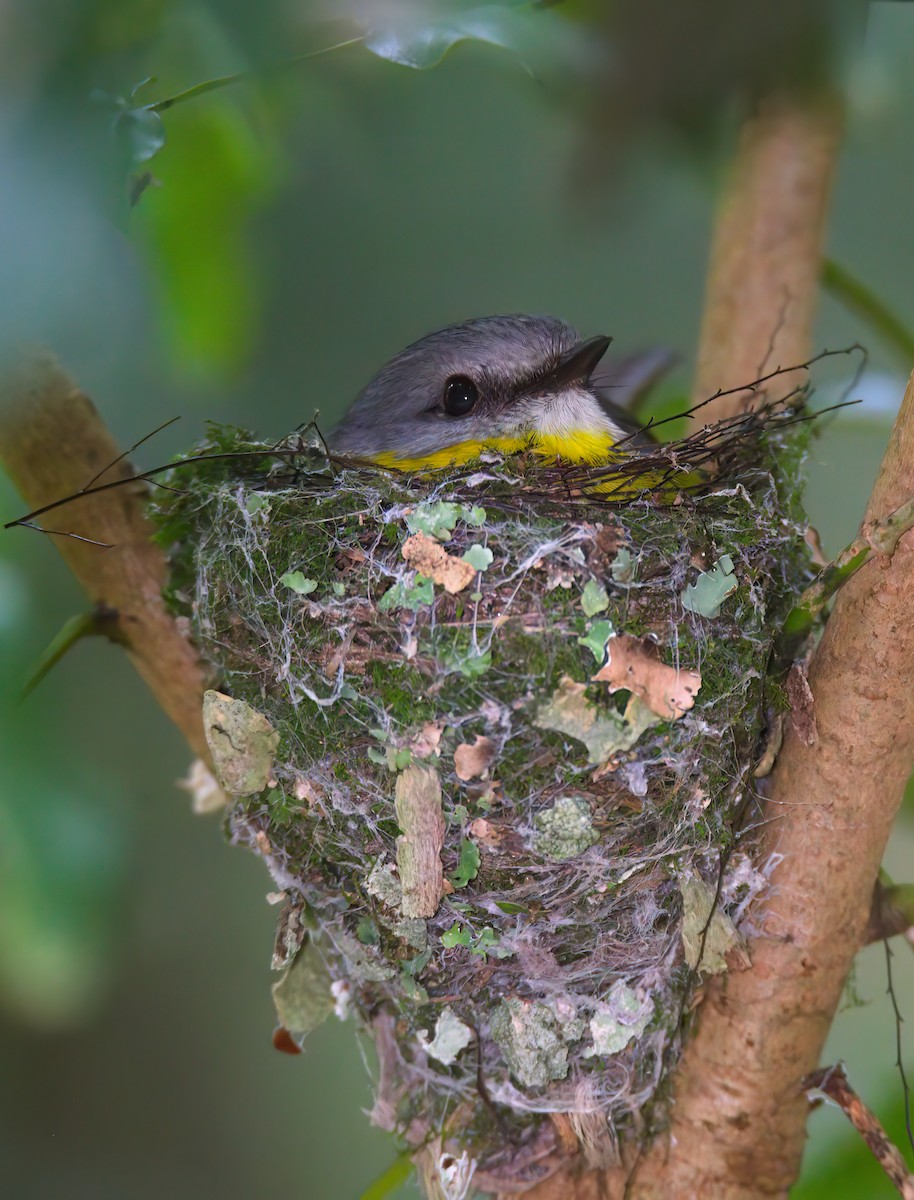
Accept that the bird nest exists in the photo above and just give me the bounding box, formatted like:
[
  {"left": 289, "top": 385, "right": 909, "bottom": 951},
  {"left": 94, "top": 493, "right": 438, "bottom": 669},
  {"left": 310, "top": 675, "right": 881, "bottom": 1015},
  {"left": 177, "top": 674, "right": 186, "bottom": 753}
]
[{"left": 153, "top": 405, "right": 815, "bottom": 1197}]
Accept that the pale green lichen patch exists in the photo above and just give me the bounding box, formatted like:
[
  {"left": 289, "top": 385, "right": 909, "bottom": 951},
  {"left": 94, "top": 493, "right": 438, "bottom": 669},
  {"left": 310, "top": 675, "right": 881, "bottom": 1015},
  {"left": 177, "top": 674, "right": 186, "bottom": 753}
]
[
  {"left": 535, "top": 676, "right": 660, "bottom": 765},
  {"left": 461, "top": 543, "right": 493, "bottom": 572},
  {"left": 202, "top": 690, "right": 279, "bottom": 796},
  {"left": 584, "top": 982, "right": 654, "bottom": 1057},
  {"left": 532, "top": 795, "right": 598, "bottom": 861},
  {"left": 611, "top": 546, "right": 635, "bottom": 583},
  {"left": 366, "top": 858, "right": 402, "bottom": 908},
  {"left": 681, "top": 553, "right": 738, "bottom": 618},
  {"left": 490, "top": 997, "right": 581, "bottom": 1088},
  {"left": 271, "top": 939, "right": 334, "bottom": 1039},
  {"left": 418, "top": 1006, "right": 474, "bottom": 1066},
  {"left": 581, "top": 578, "right": 610, "bottom": 616},
  {"left": 681, "top": 876, "right": 746, "bottom": 974}
]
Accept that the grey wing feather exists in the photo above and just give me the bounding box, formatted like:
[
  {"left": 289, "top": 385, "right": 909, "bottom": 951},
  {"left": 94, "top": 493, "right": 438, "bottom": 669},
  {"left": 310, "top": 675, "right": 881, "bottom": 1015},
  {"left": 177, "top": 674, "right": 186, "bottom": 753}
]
[{"left": 590, "top": 348, "right": 678, "bottom": 445}]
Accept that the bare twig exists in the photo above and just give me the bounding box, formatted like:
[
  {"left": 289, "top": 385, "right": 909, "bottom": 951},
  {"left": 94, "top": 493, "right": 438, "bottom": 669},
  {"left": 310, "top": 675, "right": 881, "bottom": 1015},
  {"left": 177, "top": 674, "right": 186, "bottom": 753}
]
[
  {"left": 692, "top": 91, "right": 844, "bottom": 424},
  {"left": 803, "top": 1065, "right": 914, "bottom": 1199}
]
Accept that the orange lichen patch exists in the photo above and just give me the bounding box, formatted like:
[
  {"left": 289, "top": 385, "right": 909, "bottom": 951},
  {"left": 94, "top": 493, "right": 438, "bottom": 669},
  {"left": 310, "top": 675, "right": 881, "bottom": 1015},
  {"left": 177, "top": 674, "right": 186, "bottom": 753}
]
[
  {"left": 454, "top": 735, "right": 497, "bottom": 781},
  {"left": 593, "top": 636, "right": 701, "bottom": 720},
  {"left": 402, "top": 532, "right": 477, "bottom": 594}
]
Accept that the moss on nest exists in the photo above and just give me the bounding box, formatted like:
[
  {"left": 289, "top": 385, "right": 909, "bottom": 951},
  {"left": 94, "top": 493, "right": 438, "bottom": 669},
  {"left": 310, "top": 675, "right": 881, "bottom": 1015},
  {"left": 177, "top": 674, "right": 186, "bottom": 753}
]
[{"left": 153, "top": 427, "right": 813, "bottom": 1194}]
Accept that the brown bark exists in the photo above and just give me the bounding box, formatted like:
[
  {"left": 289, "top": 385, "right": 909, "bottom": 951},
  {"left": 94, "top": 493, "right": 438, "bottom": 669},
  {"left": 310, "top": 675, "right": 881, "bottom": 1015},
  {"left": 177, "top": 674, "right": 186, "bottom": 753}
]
[
  {"left": 0, "top": 351, "right": 211, "bottom": 763},
  {"left": 692, "top": 92, "right": 843, "bottom": 423}
]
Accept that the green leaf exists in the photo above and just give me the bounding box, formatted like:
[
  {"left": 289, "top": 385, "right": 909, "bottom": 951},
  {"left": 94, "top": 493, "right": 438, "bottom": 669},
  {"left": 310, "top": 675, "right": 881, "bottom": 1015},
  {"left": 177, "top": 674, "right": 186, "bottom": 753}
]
[
  {"left": 356, "top": 917, "right": 380, "bottom": 946},
  {"left": 461, "top": 544, "right": 494, "bottom": 572},
  {"left": 131, "top": 45, "right": 279, "bottom": 375},
  {"left": 449, "top": 838, "right": 481, "bottom": 889},
  {"left": 392, "top": 748, "right": 413, "bottom": 771},
  {"left": 471, "top": 926, "right": 512, "bottom": 959},
  {"left": 280, "top": 571, "right": 317, "bottom": 595},
  {"left": 577, "top": 619, "right": 614, "bottom": 663},
  {"left": 368, "top": 744, "right": 414, "bottom": 772},
  {"left": 115, "top": 106, "right": 167, "bottom": 165},
  {"left": 610, "top": 547, "right": 635, "bottom": 583},
  {"left": 378, "top": 574, "right": 435, "bottom": 612},
  {"left": 362, "top": 2, "right": 584, "bottom": 74},
  {"left": 400, "top": 972, "right": 429, "bottom": 1003},
  {"left": 450, "top": 802, "right": 469, "bottom": 827},
  {"left": 271, "top": 939, "right": 334, "bottom": 1039},
  {"left": 441, "top": 922, "right": 472, "bottom": 948},
  {"left": 365, "top": 6, "right": 519, "bottom": 69},
  {"left": 495, "top": 900, "right": 528, "bottom": 915},
  {"left": 245, "top": 493, "right": 270, "bottom": 515},
  {"left": 405, "top": 501, "right": 488, "bottom": 540},
  {"left": 442, "top": 647, "right": 492, "bottom": 678},
  {"left": 581, "top": 578, "right": 610, "bottom": 616},
  {"left": 401, "top": 948, "right": 432, "bottom": 978},
  {"left": 360, "top": 1154, "right": 413, "bottom": 1200},
  {"left": 681, "top": 554, "right": 738, "bottom": 618}
]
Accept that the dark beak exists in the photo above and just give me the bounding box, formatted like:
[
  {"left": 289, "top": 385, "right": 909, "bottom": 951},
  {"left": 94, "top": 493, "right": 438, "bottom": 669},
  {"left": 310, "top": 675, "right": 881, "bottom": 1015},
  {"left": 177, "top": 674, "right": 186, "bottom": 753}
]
[{"left": 534, "top": 335, "right": 612, "bottom": 392}]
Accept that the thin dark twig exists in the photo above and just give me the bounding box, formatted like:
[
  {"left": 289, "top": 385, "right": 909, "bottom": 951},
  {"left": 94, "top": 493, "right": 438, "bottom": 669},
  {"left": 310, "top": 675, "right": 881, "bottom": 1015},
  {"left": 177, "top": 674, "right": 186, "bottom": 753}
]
[
  {"left": 4, "top": 447, "right": 295, "bottom": 530},
  {"left": 146, "top": 478, "right": 187, "bottom": 496},
  {"left": 146, "top": 38, "right": 365, "bottom": 114},
  {"left": 756, "top": 288, "right": 793, "bottom": 379},
  {"left": 885, "top": 937, "right": 914, "bottom": 1157},
  {"left": 5, "top": 347, "right": 865, "bottom": 537},
  {"left": 19, "top": 521, "right": 112, "bottom": 548},
  {"left": 81, "top": 415, "right": 182, "bottom": 491}
]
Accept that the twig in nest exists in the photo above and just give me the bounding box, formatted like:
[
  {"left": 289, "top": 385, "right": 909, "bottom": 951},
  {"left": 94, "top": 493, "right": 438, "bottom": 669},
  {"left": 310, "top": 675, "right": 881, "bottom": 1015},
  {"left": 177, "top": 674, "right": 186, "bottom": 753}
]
[{"left": 4, "top": 347, "right": 863, "bottom": 538}]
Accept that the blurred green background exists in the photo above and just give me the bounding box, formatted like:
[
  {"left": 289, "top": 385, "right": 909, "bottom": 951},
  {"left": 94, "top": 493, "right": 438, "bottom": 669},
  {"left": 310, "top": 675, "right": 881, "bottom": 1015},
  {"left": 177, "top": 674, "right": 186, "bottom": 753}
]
[{"left": 2, "top": 2, "right": 914, "bottom": 1197}]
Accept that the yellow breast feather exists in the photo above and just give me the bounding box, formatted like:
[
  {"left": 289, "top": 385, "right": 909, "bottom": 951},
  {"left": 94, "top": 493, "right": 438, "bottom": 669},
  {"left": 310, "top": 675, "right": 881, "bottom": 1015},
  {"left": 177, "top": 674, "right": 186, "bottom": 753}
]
[{"left": 372, "top": 429, "right": 623, "bottom": 472}]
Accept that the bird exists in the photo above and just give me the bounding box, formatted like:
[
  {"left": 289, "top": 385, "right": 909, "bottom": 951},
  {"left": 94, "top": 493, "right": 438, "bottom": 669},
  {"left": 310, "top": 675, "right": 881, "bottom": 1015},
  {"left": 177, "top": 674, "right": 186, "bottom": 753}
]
[{"left": 329, "top": 315, "right": 672, "bottom": 477}]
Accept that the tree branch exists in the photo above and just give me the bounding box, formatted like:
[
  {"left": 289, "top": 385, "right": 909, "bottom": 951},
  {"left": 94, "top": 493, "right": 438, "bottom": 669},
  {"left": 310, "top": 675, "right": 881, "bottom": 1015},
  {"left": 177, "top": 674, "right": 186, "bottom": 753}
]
[
  {"left": 692, "top": 91, "right": 843, "bottom": 422},
  {"left": 630, "top": 373, "right": 914, "bottom": 1196},
  {"left": 0, "top": 351, "right": 211, "bottom": 764}
]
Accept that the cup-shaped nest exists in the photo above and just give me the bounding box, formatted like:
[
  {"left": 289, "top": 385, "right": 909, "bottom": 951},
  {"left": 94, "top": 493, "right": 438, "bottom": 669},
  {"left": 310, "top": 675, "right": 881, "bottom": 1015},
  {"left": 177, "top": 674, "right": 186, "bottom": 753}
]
[{"left": 155, "top": 418, "right": 812, "bottom": 1195}]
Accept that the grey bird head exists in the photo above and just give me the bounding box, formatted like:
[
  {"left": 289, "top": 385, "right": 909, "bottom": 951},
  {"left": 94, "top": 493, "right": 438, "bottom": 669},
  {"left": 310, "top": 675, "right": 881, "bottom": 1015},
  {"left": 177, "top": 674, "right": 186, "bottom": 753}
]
[{"left": 330, "top": 314, "right": 668, "bottom": 465}]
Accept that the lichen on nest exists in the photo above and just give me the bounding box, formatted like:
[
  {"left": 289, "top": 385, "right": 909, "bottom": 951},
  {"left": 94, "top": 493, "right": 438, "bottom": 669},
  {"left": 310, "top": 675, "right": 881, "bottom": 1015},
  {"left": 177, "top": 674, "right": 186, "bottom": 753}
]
[{"left": 153, "top": 419, "right": 813, "bottom": 1195}]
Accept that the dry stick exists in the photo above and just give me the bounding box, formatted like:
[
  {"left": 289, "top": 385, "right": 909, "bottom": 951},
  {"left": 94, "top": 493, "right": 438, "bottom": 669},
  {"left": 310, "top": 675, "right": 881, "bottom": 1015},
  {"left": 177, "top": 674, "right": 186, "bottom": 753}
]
[
  {"left": 803, "top": 1066, "right": 914, "bottom": 1199},
  {"left": 692, "top": 91, "right": 844, "bottom": 424},
  {"left": 0, "top": 351, "right": 212, "bottom": 764}
]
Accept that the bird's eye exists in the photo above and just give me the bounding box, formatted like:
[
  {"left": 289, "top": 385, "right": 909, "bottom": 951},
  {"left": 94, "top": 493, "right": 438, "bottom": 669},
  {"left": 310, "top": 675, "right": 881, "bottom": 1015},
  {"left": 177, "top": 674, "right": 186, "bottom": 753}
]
[{"left": 442, "top": 375, "right": 479, "bottom": 417}]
